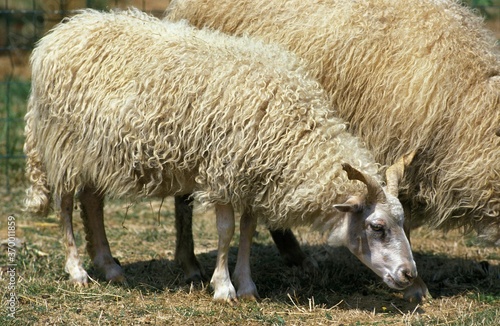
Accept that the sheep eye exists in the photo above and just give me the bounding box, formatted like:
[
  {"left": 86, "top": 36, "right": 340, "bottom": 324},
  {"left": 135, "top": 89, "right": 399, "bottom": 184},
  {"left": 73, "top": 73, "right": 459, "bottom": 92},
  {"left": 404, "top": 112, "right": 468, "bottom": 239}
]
[{"left": 370, "top": 223, "right": 384, "bottom": 232}]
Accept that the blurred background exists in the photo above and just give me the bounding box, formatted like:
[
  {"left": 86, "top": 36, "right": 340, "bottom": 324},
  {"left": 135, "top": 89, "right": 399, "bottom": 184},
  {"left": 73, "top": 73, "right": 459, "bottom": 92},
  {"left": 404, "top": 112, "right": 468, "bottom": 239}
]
[
  {"left": 0, "top": 0, "right": 170, "bottom": 193},
  {"left": 0, "top": 0, "right": 499, "bottom": 193}
]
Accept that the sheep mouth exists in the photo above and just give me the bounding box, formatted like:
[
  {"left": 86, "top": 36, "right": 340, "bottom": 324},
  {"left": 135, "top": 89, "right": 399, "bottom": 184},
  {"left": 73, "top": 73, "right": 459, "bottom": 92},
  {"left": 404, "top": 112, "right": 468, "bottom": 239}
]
[{"left": 384, "top": 274, "right": 412, "bottom": 290}]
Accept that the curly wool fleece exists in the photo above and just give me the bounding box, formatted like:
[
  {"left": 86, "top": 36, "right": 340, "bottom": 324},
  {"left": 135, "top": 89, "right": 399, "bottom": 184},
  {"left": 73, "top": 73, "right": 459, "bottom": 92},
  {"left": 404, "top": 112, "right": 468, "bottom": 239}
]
[
  {"left": 24, "top": 9, "right": 379, "bottom": 230},
  {"left": 166, "top": 0, "right": 500, "bottom": 240}
]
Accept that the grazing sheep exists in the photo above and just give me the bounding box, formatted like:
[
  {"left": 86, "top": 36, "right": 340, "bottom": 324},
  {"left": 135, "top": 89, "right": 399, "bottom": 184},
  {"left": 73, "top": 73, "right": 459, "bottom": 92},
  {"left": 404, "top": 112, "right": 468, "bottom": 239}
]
[
  {"left": 24, "top": 9, "right": 417, "bottom": 301},
  {"left": 166, "top": 0, "right": 500, "bottom": 241},
  {"left": 166, "top": 0, "right": 500, "bottom": 300}
]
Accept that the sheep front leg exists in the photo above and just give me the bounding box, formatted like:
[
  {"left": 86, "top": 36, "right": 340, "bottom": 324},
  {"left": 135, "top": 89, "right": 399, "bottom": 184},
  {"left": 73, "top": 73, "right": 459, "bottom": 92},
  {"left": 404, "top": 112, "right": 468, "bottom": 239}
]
[
  {"left": 175, "top": 195, "right": 206, "bottom": 283},
  {"left": 211, "top": 203, "right": 237, "bottom": 302},
  {"left": 58, "top": 192, "right": 88, "bottom": 285},
  {"left": 233, "top": 211, "right": 259, "bottom": 300},
  {"left": 79, "top": 186, "right": 124, "bottom": 283}
]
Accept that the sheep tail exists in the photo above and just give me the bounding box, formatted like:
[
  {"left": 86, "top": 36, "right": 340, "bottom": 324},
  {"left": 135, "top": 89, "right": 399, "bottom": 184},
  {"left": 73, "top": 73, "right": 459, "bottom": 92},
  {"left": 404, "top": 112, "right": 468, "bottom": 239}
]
[{"left": 23, "top": 100, "right": 51, "bottom": 216}]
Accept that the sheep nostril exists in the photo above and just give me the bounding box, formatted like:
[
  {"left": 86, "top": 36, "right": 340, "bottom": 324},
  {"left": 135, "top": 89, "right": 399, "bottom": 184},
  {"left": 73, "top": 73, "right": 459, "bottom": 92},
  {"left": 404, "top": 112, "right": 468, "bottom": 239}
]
[{"left": 401, "top": 268, "right": 416, "bottom": 281}]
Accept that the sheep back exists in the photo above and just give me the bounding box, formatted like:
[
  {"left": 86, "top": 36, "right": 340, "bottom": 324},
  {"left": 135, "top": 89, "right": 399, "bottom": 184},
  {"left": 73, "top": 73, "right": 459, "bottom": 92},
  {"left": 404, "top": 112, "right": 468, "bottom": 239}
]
[{"left": 166, "top": 0, "right": 500, "bottom": 239}]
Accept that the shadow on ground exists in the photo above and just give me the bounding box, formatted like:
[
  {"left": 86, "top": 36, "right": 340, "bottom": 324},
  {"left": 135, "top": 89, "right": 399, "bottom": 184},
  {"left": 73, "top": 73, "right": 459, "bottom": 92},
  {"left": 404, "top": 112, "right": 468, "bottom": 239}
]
[{"left": 87, "top": 242, "right": 499, "bottom": 313}]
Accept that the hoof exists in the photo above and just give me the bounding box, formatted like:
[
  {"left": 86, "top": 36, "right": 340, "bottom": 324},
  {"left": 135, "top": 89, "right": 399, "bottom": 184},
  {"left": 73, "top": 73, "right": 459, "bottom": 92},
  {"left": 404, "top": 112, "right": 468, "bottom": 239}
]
[
  {"left": 302, "top": 256, "right": 319, "bottom": 275},
  {"left": 235, "top": 279, "right": 260, "bottom": 301},
  {"left": 104, "top": 265, "right": 125, "bottom": 283},
  {"left": 66, "top": 263, "right": 89, "bottom": 286},
  {"left": 237, "top": 292, "right": 260, "bottom": 302},
  {"left": 212, "top": 283, "right": 238, "bottom": 303},
  {"left": 185, "top": 272, "right": 206, "bottom": 285},
  {"left": 403, "top": 276, "right": 431, "bottom": 303},
  {"left": 71, "top": 277, "right": 89, "bottom": 287}
]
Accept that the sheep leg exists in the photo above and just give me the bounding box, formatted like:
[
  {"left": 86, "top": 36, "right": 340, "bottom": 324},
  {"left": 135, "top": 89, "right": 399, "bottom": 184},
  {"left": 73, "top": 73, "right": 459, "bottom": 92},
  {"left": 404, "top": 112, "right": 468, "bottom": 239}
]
[
  {"left": 174, "top": 198, "right": 316, "bottom": 275},
  {"left": 59, "top": 191, "right": 88, "bottom": 285},
  {"left": 233, "top": 211, "right": 259, "bottom": 300},
  {"left": 174, "top": 195, "right": 206, "bottom": 283},
  {"left": 269, "top": 228, "right": 319, "bottom": 274},
  {"left": 79, "top": 186, "right": 125, "bottom": 283},
  {"left": 402, "top": 205, "right": 430, "bottom": 303},
  {"left": 211, "top": 203, "right": 237, "bottom": 302}
]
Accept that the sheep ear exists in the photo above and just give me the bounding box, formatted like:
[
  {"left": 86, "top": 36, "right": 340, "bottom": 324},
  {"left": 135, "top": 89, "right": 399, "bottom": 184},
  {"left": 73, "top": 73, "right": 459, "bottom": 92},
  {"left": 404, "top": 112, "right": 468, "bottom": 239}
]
[
  {"left": 385, "top": 151, "right": 416, "bottom": 197},
  {"left": 334, "top": 197, "right": 363, "bottom": 213}
]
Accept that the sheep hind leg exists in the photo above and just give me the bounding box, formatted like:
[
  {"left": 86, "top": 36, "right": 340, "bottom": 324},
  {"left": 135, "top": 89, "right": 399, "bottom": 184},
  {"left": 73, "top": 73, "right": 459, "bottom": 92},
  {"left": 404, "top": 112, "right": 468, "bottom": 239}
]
[
  {"left": 269, "top": 228, "right": 318, "bottom": 274},
  {"left": 58, "top": 191, "right": 88, "bottom": 285},
  {"left": 79, "top": 186, "right": 125, "bottom": 283},
  {"left": 174, "top": 195, "right": 206, "bottom": 283},
  {"left": 233, "top": 211, "right": 259, "bottom": 301},
  {"left": 402, "top": 205, "right": 430, "bottom": 303},
  {"left": 211, "top": 203, "right": 237, "bottom": 302}
]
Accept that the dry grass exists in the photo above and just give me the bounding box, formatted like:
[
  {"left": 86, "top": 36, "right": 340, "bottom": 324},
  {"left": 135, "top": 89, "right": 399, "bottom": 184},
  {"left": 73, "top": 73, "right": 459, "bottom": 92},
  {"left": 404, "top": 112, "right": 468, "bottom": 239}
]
[{"left": 0, "top": 186, "right": 499, "bottom": 325}]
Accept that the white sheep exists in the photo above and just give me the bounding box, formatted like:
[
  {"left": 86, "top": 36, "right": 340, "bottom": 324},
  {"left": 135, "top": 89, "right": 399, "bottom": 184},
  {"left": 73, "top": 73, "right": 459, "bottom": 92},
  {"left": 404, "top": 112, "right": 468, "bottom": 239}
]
[
  {"left": 24, "top": 8, "right": 417, "bottom": 301},
  {"left": 166, "top": 0, "right": 500, "bottom": 301}
]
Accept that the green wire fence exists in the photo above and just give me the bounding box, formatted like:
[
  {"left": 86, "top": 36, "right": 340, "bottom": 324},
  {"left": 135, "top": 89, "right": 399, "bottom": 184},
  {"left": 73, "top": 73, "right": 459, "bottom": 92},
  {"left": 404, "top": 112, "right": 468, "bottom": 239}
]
[{"left": 0, "top": 0, "right": 167, "bottom": 193}]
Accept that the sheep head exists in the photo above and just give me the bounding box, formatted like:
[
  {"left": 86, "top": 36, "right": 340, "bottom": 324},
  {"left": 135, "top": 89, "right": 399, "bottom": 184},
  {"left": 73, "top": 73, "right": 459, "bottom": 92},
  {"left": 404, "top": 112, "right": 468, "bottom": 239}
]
[{"left": 329, "top": 156, "right": 417, "bottom": 290}]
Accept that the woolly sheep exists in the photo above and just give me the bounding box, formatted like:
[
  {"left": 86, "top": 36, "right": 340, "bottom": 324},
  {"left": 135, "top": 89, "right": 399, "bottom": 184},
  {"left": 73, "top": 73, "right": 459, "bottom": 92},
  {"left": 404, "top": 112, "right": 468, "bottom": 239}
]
[
  {"left": 166, "top": 0, "right": 500, "bottom": 300},
  {"left": 24, "top": 9, "right": 417, "bottom": 302}
]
